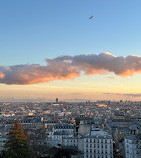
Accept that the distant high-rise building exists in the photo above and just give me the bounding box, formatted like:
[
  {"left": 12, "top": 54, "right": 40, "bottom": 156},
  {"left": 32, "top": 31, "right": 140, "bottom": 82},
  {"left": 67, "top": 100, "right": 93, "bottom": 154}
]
[
  {"left": 108, "top": 100, "right": 111, "bottom": 105},
  {"left": 56, "top": 98, "right": 58, "bottom": 103},
  {"left": 120, "top": 100, "right": 123, "bottom": 104}
]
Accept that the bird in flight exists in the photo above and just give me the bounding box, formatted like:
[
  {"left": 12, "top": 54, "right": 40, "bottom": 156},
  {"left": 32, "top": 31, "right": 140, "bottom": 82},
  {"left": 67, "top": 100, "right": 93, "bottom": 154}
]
[{"left": 89, "top": 16, "right": 93, "bottom": 19}]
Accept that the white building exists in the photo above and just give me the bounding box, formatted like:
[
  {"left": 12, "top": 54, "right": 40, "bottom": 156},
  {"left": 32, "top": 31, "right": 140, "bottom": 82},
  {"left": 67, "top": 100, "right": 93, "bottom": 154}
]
[
  {"left": 84, "top": 135, "right": 113, "bottom": 158},
  {"left": 63, "top": 137, "right": 78, "bottom": 147},
  {"left": 62, "top": 136, "right": 84, "bottom": 153},
  {"left": 47, "top": 129, "right": 74, "bottom": 147},
  {"left": 124, "top": 134, "right": 141, "bottom": 158},
  {"left": 91, "top": 128, "right": 108, "bottom": 136},
  {"left": 53, "top": 124, "right": 75, "bottom": 134}
]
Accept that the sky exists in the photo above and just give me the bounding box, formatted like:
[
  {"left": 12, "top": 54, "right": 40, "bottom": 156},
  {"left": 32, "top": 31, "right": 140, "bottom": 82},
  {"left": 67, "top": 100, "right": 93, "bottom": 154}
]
[{"left": 1, "top": 0, "right": 141, "bottom": 101}]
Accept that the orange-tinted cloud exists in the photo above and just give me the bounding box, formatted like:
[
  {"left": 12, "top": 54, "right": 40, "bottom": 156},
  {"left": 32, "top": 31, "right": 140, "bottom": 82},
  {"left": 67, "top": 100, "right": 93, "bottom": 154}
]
[
  {"left": 0, "top": 62, "right": 80, "bottom": 85},
  {"left": 0, "top": 52, "right": 141, "bottom": 85}
]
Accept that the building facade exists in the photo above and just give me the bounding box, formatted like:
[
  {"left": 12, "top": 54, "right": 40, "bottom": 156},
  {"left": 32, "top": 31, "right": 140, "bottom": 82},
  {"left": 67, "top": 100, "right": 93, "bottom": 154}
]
[
  {"left": 124, "top": 134, "right": 141, "bottom": 158},
  {"left": 84, "top": 135, "right": 113, "bottom": 158}
]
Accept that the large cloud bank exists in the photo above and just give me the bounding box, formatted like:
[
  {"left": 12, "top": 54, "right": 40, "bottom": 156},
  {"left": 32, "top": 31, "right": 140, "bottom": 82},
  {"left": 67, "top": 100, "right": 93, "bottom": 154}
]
[{"left": 0, "top": 52, "right": 141, "bottom": 85}]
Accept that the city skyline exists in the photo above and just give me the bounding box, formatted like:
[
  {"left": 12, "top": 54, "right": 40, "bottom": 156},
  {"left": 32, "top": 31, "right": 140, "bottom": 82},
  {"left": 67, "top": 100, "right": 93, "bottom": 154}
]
[{"left": 1, "top": 0, "right": 141, "bottom": 101}]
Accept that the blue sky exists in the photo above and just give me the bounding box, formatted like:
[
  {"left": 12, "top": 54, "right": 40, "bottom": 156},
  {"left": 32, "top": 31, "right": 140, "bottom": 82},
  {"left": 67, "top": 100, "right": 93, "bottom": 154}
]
[
  {"left": 1, "top": 0, "right": 141, "bottom": 101},
  {"left": 0, "top": 0, "right": 141, "bottom": 66}
]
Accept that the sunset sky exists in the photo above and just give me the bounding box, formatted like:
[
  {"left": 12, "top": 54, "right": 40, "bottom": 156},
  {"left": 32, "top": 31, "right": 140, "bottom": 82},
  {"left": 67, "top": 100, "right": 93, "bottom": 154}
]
[{"left": 1, "top": 0, "right": 141, "bottom": 101}]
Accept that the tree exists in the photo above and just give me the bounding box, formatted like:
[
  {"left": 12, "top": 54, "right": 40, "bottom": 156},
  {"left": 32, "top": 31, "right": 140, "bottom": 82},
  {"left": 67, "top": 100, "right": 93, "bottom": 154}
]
[
  {"left": 30, "top": 126, "right": 47, "bottom": 157},
  {"left": 1, "top": 120, "right": 31, "bottom": 158},
  {"left": 54, "top": 148, "right": 71, "bottom": 158}
]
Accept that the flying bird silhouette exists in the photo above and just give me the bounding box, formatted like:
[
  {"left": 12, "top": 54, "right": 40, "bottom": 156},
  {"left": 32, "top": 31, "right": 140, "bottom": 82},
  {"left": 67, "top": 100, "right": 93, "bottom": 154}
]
[{"left": 89, "top": 16, "right": 93, "bottom": 19}]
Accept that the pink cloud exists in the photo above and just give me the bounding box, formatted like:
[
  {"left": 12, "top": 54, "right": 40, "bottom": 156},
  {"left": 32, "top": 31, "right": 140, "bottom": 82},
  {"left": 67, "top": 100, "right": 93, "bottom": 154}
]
[{"left": 0, "top": 52, "right": 141, "bottom": 85}]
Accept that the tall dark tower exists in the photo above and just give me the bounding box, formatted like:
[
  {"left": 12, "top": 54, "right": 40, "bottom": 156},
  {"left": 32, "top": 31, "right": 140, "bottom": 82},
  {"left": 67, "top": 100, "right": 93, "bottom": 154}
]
[{"left": 56, "top": 98, "right": 58, "bottom": 103}]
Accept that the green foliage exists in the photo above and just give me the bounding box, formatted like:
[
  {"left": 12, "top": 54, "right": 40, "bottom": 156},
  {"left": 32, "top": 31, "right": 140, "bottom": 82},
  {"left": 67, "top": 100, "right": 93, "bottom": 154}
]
[{"left": 1, "top": 120, "right": 31, "bottom": 158}]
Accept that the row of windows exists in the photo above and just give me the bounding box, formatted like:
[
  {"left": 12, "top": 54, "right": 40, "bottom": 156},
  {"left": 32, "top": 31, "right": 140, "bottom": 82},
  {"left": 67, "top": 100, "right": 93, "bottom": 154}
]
[
  {"left": 53, "top": 136, "right": 62, "bottom": 138},
  {"left": 86, "top": 149, "right": 113, "bottom": 153},
  {"left": 126, "top": 144, "right": 140, "bottom": 149},
  {"left": 66, "top": 140, "right": 77, "bottom": 142},
  {"left": 64, "top": 144, "right": 77, "bottom": 147},
  {"left": 85, "top": 153, "right": 113, "bottom": 158},
  {"left": 85, "top": 144, "right": 112, "bottom": 148},
  {"left": 126, "top": 150, "right": 140, "bottom": 154},
  {"left": 126, "top": 140, "right": 140, "bottom": 144},
  {"left": 86, "top": 139, "right": 112, "bottom": 143},
  {"left": 55, "top": 126, "right": 74, "bottom": 129},
  {"left": 86, "top": 150, "right": 109, "bottom": 153},
  {"left": 86, "top": 145, "right": 108, "bottom": 148}
]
